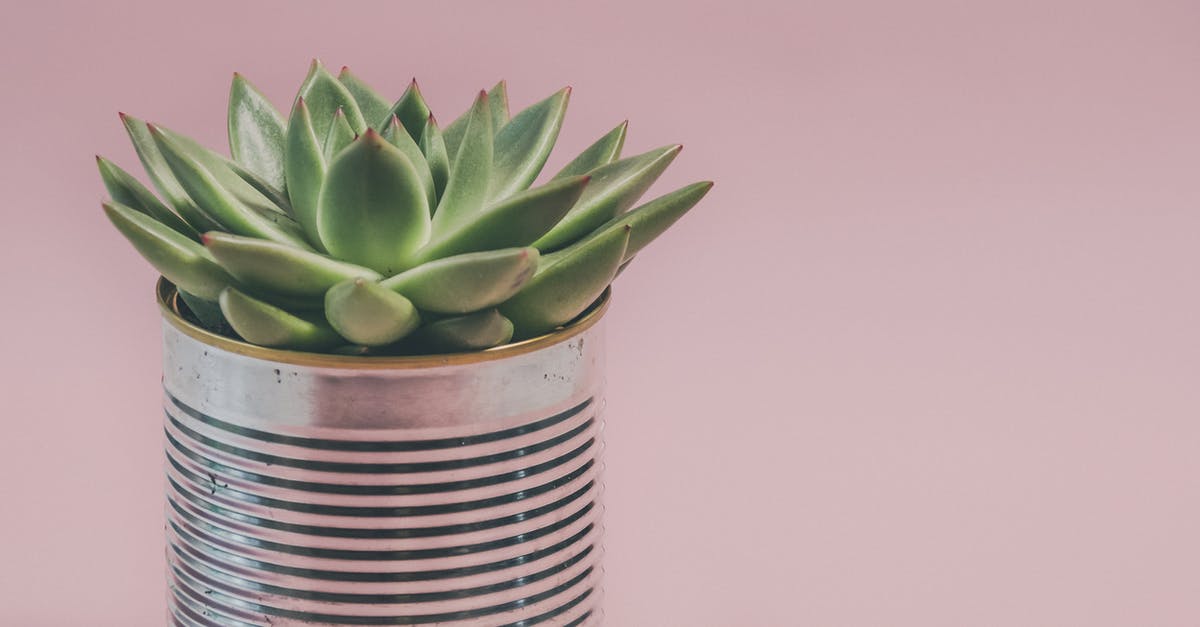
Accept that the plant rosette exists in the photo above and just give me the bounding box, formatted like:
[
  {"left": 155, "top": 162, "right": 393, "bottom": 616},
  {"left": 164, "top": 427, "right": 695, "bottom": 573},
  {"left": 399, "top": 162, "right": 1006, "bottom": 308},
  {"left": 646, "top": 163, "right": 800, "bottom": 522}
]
[{"left": 102, "top": 60, "right": 710, "bottom": 625}]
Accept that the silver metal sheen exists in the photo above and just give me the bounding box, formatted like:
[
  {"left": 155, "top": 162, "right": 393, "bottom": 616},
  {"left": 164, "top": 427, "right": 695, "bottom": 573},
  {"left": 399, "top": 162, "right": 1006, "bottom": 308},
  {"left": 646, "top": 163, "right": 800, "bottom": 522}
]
[{"left": 160, "top": 296, "right": 607, "bottom": 626}]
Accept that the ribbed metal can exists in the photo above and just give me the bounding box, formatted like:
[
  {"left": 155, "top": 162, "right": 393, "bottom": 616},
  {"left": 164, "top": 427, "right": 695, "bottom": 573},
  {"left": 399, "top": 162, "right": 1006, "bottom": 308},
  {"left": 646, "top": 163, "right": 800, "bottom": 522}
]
[{"left": 157, "top": 281, "right": 608, "bottom": 626}]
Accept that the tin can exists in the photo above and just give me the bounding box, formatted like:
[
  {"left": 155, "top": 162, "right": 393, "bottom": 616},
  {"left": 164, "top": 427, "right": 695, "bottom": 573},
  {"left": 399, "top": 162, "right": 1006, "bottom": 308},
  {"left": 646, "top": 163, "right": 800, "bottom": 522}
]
[{"left": 157, "top": 280, "right": 608, "bottom": 626}]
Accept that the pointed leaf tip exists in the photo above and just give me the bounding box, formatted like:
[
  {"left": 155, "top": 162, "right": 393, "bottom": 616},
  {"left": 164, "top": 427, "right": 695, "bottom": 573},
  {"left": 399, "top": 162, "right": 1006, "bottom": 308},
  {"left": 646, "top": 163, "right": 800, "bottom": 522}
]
[
  {"left": 381, "top": 247, "right": 539, "bottom": 314},
  {"left": 537, "top": 144, "right": 680, "bottom": 250},
  {"left": 317, "top": 127, "right": 431, "bottom": 272},
  {"left": 485, "top": 87, "right": 571, "bottom": 201}
]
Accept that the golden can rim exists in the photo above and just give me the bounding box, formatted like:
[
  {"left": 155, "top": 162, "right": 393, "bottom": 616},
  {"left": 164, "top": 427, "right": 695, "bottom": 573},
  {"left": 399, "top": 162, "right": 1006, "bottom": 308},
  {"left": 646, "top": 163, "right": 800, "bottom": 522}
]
[{"left": 156, "top": 277, "right": 611, "bottom": 370}]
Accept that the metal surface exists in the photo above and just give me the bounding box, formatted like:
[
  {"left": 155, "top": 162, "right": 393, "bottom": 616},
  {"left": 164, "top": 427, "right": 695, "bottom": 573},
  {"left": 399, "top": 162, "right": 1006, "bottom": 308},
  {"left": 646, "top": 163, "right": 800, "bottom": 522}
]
[{"left": 159, "top": 282, "right": 607, "bottom": 626}]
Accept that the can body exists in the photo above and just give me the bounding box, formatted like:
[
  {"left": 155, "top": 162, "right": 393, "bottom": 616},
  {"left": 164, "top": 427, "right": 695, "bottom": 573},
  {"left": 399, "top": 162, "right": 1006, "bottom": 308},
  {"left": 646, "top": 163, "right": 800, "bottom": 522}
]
[{"left": 159, "top": 286, "right": 607, "bottom": 626}]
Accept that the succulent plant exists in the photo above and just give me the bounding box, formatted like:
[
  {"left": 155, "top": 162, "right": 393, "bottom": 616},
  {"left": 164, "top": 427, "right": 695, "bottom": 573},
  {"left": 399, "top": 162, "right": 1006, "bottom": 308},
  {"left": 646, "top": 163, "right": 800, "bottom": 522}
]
[{"left": 100, "top": 60, "right": 712, "bottom": 354}]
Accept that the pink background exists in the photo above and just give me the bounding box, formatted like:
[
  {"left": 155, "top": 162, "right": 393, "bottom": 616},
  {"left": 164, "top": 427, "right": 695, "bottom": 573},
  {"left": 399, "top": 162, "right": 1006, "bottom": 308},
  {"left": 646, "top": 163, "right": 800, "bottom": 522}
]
[{"left": 3, "top": 0, "right": 1200, "bottom": 624}]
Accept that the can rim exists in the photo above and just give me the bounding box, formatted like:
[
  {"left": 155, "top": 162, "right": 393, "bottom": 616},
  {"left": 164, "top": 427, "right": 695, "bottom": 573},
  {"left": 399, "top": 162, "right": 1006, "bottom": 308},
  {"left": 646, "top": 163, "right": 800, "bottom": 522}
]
[{"left": 156, "top": 278, "right": 611, "bottom": 370}]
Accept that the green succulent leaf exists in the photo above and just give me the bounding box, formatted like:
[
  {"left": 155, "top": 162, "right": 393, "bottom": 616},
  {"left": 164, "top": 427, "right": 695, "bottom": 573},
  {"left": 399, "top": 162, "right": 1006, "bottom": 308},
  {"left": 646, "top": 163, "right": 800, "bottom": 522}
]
[
  {"left": 554, "top": 120, "right": 628, "bottom": 180},
  {"left": 415, "top": 175, "right": 589, "bottom": 263},
  {"left": 488, "top": 80, "right": 510, "bottom": 133},
  {"left": 317, "top": 129, "right": 431, "bottom": 274},
  {"left": 120, "top": 113, "right": 222, "bottom": 233},
  {"left": 177, "top": 290, "right": 228, "bottom": 331},
  {"left": 155, "top": 124, "right": 304, "bottom": 235},
  {"left": 150, "top": 125, "right": 312, "bottom": 249},
  {"left": 102, "top": 201, "right": 232, "bottom": 301},
  {"left": 227, "top": 73, "right": 287, "bottom": 192},
  {"left": 337, "top": 67, "right": 392, "bottom": 129},
  {"left": 381, "top": 247, "right": 538, "bottom": 314},
  {"left": 578, "top": 181, "right": 712, "bottom": 264},
  {"left": 284, "top": 98, "right": 327, "bottom": 249},
  {"left": 381, "top": 114, "right": 437, "bottom": 211},
  {"left": 441, "top": 107, "right": 469, "bottom": 162},
  {"left": 105, "top": 68, "right": 712, "bottom": 355},
  {"left": 411, "top": 309, "right": 514, "bottom": 353},
  {"left": 532, "top": 144, "right": 681, "bottom": 251},
  {"left": 419, "top": 115, "right": 450, "bottom": 203},
  {"left": 501, "top": 225, "right": 630, "bottom": 338},
  {"left": 219, "top": 287, "right": 341, "bottom": 351},
  {"left": 388, "top": 79, "right": 431, "bottom": 142},
  {"left": 203, "top": 231, "right": 381, "bottom": 299},
  {"left": 152, "top": 123, "right": 290, "bottom": 218},
  {"left": 293, "top": 59, "right": 367, "bottom": 141},
  {"left": 226, "top": 160, "right": 292, "bottom": 215},
  {"left": 322, "top": 108, "right": 356, "bottom": 163},
  {"left": 325, "top": 279, "right": 420, "bottom": 346},
  {"left": 431, "top": 91, "right": 493, "bottom": 231},
  {"left": 96, "top": 156, "right": 198, "bottom": 240},
  {"left": 489, "top": 87, "right": 570, "bottom": 202}
]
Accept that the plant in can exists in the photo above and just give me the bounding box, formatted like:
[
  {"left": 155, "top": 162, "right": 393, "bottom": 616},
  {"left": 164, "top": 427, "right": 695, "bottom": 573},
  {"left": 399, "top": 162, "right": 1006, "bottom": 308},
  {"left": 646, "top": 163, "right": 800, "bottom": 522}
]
[{"left": 100, "top": 60, "right": 711, "bottom": 353}]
